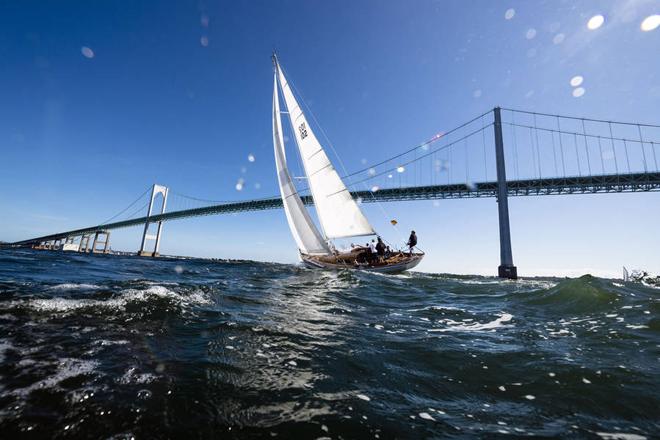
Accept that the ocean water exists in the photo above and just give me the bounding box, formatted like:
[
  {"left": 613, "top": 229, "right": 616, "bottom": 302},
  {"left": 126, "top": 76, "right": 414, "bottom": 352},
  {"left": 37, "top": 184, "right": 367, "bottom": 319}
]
[{"left": 0, "top": 249, "right": 658, "bottom": 439}]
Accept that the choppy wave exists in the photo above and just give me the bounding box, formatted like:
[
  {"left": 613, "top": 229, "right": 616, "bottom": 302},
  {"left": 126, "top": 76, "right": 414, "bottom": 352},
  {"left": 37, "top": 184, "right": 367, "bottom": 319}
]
[{"left": 0, "top": 249, "right": 658, "bottom": 438}]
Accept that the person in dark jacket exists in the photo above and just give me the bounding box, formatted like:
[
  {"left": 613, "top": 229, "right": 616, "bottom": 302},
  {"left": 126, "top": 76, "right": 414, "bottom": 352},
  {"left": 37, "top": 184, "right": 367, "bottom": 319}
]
[
  {"left": 376, "top": 237, "right": 386, "bottom": 262},
  {"left": 407, "top": 230, "right": 417, "bottom": 255}
]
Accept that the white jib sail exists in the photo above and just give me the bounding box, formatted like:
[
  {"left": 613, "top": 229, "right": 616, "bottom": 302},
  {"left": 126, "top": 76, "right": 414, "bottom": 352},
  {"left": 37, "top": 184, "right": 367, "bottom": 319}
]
[
  {"left": 272, "top": 73, "right": 330, "bottom": 255},
  {"left": 276, "top": 62, "right": 375, "bottom": 239}
]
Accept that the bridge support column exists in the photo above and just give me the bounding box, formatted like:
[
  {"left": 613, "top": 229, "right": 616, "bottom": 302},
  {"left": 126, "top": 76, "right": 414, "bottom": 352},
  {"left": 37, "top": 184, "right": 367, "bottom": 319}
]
[
  {"left": 493, "top": 107, "right": 517, "bottom": 279},
  {"left": 91, "top": 231, "right": 110, "bottom": 254},
  {"left": 139, "top": 184, "right": 169, "bottom": 257},
  {"left": 79, "top": 234, "right": 91, "bottom": 253}
]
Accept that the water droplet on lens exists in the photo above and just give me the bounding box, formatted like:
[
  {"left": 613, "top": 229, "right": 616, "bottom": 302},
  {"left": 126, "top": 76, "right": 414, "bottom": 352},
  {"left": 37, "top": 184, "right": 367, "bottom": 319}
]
[
  {"left": 137, "top": 389, "right": 152, "bottom": 399},
  {"left": 570, "top": 75, "right": 584, "bottom": 87},
  {"left": 572, "top": 87, "right": 585, "bottom": 98},
  {"left": 200, "top": 36, "right": 209, "bottom": 47},
  {"left": 587, "top": 15, "right": 604, "bottom": 30},
  {"left": 397, "top": 166, "right": 405, "bottom": 173},
  {"left": 641, "top": 15, "right": 660, "bottom": 32},
  {"left": 81, "top": 46, "right": 94, "bottom": 58},
  {"left": 553, "top": 33, "right": 565, "bottom": 44},
  {"left": 504, "top": 8, "right": 515, "bottom": 20},
  {"left": 526, "top": 28, "right": 537, "bottom": 40},
  {"left": 248, "top": 153, "right": 255, "bottom": 162}
]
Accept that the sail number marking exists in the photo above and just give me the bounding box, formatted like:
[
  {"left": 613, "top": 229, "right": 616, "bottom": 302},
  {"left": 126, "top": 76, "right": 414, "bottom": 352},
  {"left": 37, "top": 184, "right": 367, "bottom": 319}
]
[{"left": 299, "top": 122, "right": 308, "bottom": 140}]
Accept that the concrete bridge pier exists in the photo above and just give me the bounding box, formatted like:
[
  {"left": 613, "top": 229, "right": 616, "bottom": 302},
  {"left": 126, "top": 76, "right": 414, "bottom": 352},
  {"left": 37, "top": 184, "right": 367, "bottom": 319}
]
[
  {"left": 493, "top": 107, "right": 518, "bottom": 280},
  {"left": 79, "top": 234, "right": 92, "bottom": 253},
  {"left": 139, "top": 184, "right": 169, "bottom": 257},
  {"left": 91, "top": 231, "right": 110, "bottom": 254}
]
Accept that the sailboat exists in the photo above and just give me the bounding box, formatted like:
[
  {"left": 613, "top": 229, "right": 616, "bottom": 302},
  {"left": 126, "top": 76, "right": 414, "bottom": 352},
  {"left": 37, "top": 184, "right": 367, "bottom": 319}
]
[{"left": 271, "top": 55, "right": 424, "bottom": 273}]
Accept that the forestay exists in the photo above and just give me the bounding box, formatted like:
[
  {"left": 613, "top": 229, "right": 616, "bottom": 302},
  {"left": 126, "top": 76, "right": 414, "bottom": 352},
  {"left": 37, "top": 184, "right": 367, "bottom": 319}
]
[
  {"left": 276, "top": 62, "right": 375, "bottom": 239},
  {"left": 272, "top": 74, "right": 330, "bottom": 255}
]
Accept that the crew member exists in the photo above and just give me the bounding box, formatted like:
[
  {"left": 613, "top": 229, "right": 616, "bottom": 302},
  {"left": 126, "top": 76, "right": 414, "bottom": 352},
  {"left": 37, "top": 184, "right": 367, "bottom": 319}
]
[
  {"left": 376, "top": 237, "right": 386, "bottom": 262},
  {"left": 407, "top": 230, "right": 417, "bottom": 255}
]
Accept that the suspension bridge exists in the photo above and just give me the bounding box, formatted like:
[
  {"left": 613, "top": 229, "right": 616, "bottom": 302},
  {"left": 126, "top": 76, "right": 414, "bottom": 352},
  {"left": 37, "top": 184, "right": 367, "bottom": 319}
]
[{"left": 6, "top": 107, "right": 660, "bottom": 279}]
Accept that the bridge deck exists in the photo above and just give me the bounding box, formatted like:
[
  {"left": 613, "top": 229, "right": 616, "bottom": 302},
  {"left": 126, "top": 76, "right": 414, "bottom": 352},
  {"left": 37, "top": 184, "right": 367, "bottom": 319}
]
[{"left": 7, "top": 172, "right": 660, "bottom": 246}]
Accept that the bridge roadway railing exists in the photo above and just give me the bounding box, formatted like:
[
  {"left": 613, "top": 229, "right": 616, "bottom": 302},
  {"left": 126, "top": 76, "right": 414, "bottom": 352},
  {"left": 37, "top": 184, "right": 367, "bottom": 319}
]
[{"left": 7, "top": 171, "right": 660, "bottom": 246}]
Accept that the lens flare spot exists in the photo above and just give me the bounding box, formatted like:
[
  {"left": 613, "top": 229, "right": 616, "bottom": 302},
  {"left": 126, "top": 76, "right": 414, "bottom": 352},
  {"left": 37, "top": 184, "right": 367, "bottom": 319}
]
[
  {"left": 473, "top": 89, "right": 482, "bottom": 98},
  {"left": 200, "top": 36, "right": 209, "bottom": 47},
  {"left": 641, "top": 15, "right": 660, "bottom": 32},
  {"left": 396, "top": 166, "right": 405, "bottom": 173},
  {"left": 526, "top": 28, "right": 537, "bottom": 40},
  {"left": 248, "top": 154, "right": 255, "bottom": 162},
  {"left": 572, "top": 87, "right": 585, "bottom": 98},
  {"left": 504, "top": 8, "right": 515, "bottom": 20},
  {"left": 368, "top": 168, "right": 376, "bottom": 176},
  {"left": 81, "top": 46, "right": 94, "bottom": 58},
  {"left": 570, "top": 75, "right": 583, "bottom": 87},
  {"left": 587, "top": 14, "right": 604, "bottom": 30}
]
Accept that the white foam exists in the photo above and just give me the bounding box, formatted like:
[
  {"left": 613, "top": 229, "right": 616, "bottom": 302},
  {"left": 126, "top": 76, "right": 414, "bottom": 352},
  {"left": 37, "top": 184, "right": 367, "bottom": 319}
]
[
  {"left": 47, "top": 283, "right": 101, "bottom": 291},
  {"left": 356, "top": 394, "right": 371, "bottom": 401},
  {"left": 12, "top": 358, "right": 99, "bottom": 396},
  {"left": 0, "top": 340, "right": 13, "bottom": 362},
  {"left": 8, "top": 285, "right": 210, "bottom": 314},
  {"left": 418, "top": 412, "right": 435, "bottom": 421},
  {"left": 429, "top": 313, "right": 513, "bottom": 333},
  {"left": 119, "top": 366, "right": 157, "bottom": 385},
  {"left": 596, "top": 433, "right": 647, "bottom": 440}
]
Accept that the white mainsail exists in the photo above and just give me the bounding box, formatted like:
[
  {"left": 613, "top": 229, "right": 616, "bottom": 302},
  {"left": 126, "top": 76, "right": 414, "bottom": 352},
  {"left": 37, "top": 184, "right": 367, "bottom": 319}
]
[
  {"left": 275, "top": 61, "right": 375, "bottom": 239},
  {"left": 272, "top": 73, "right": 330, "bottom": 255}
]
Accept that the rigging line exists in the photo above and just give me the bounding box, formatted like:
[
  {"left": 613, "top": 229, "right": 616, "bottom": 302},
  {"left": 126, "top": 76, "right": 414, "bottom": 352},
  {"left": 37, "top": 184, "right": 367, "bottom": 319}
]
[
  {"left": 581, "top": 119, "right": 592, "bottom": 176},
  {"left": 98, "top": 186, "right": 152, "bottom": 226},
  {"left": 349, "top": 124, "right": 491, "bottom": 187},
  {"left": 653, "top": 142, "right": 659, "bottom": 172},
  {"left": 553, "top": 118, "right": 567, "bottom": 178},
  {"left": 502, "top": 122, "right": 659, "bottom": 146},
  {"left": 501, "top": 107, "right": 660, "bottom": 129},
  {"left": 342, "top": 108, "right": 493, "bottom": 179},
  {"left": 608, "top": 122, "right": 619, "bottom": 175}
]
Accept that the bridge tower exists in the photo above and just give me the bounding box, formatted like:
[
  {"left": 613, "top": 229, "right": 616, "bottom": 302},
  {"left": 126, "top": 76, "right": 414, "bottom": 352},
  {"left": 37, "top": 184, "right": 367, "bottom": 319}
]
[
  {"left": 493, "top": 107, "right": 518, "bottom": 279},
  {"left": 139, "top": 184, "right": 169, "bottom": 257}
]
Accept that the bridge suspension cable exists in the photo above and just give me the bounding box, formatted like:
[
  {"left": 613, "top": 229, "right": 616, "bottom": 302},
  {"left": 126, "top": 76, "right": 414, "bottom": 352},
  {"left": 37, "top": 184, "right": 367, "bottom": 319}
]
[{"left": 98, "top": 186, "right": 152, "bottom": 226}]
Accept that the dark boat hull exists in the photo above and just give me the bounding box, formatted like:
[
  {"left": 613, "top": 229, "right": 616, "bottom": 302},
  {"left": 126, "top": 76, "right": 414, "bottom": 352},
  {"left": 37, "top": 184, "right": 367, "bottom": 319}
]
[{"left": 301, "top": 252, "right": 424, "bottom": 274}]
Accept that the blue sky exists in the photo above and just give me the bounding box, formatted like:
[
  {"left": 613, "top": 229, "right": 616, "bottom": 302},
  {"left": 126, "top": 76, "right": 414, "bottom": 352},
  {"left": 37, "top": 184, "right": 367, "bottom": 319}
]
[{"left": 1, "top": 0, "right": 658, "bottom": 277}]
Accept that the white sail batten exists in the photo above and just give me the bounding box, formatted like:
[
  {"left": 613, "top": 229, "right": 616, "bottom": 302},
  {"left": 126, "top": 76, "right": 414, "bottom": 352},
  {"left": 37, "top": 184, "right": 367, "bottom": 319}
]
[
  {"left": 272, "top": 73, "right": 330, "bottom": 255},
  {"left": 276, "top": 63, "right": 375, "bottom": 239}
]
